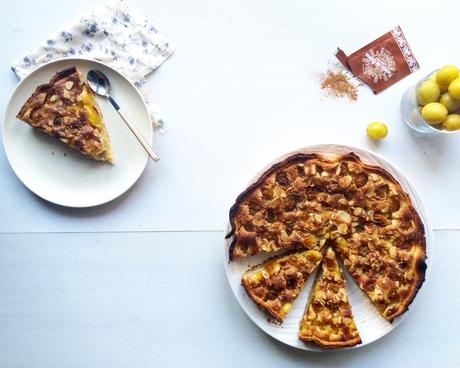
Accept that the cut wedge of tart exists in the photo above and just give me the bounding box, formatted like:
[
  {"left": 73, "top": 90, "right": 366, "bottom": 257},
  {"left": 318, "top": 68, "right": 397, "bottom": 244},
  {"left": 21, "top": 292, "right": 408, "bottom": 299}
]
[
  {"left": 241, "top": 249, "right": 322, "bottom": 322},
  {"left": 299, "top": 247, "right": 361, "bottom": 348},
  {"left": 17, "top": 66, "right": 112, "bottom": 162},
  {"left": 334, "top": 224, "right": 426, "bottom": 322}
]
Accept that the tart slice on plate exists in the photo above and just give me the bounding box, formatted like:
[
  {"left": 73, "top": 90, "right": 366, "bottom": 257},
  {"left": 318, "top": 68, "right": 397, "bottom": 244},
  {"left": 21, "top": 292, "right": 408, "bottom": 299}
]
[
  {"left": 299, "top": 247, "right": 361, "bottom": 348},
  {"left": 242, "top": 249, "right": 322, "bottom": 322},
  {"left": 16, "top": 66, "right": 112, "bottom": 162}
]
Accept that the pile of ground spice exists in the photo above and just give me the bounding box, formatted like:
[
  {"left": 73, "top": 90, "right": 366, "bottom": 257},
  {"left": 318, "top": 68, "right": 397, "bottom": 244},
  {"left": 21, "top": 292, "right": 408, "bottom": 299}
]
[{"left": 320, "top": 70, "right": 359, "bottom": 101}]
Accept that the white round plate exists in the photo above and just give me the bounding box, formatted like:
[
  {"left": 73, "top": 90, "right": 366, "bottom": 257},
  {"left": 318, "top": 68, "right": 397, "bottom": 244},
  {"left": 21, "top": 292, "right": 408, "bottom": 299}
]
[
  {"left": 224, "top": 144, "right": 433, "bottom": 351},
  {"left": 3, "top": 58, "right": 153, "bottom": 207}
]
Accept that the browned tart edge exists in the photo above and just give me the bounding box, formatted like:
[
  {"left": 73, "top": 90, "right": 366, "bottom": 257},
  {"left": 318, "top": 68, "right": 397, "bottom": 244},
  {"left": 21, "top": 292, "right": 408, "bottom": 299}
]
[{"left": 16, "top": 66, "right": 79, "bottom": 122}]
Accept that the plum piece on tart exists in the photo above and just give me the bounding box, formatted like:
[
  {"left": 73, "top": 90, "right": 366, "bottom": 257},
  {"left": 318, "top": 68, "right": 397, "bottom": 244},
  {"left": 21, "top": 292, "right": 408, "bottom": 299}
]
[
  {"left": 242, "top": 249, "right": 322, "bottom": 322},
  {"left": 299, "top": 247, "right": 361, "bottom": 348},
  {"left": 16, "top": 66, "right": 112, "bottom": 162}
]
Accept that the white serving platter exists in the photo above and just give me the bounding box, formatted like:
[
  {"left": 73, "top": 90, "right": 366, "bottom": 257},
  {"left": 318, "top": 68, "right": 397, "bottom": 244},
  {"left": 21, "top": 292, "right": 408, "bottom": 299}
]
[{"left": 224, "top": 144, "right": 433, "bottom": 352}]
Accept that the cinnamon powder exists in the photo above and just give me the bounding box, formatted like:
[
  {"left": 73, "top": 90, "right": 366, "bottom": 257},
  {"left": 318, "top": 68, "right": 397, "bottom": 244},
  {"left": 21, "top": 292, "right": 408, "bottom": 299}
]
[{"left": 320, "top": 70, "right": 358, "bottom": 101}]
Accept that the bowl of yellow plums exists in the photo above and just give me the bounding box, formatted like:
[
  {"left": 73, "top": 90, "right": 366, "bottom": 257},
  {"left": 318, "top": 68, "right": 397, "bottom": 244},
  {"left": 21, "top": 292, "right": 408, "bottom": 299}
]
[{"left": 401, "top": 64, "right": 460, "bottom": 134}]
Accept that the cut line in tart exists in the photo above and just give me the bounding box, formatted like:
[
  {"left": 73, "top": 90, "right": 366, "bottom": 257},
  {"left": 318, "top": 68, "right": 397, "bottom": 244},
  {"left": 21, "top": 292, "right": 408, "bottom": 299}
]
[
  {"left": 241, "top": 249, "right": 322, "bottom": 322},
  {"left": 16, "top": 66, "right": 113, "bottom": 163},
  {"left": 298, "top": 247, "right": 361, "bottom": 348},
  {"left": 227, "top": 152, "right": 427, "bottom": 325}
]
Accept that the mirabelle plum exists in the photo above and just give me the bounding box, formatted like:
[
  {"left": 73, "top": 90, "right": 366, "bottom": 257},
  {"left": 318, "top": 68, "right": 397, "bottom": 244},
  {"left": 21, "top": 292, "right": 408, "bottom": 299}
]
[
  {"left": 440, "top": 93, "right": 460, "bottom": 112},
  {"left": 367, "top": 122, "right": 388, "bottom": 140},
  {"left": 448, "top": 78, "right": 460, "bottom": 100},
  {"left": 443, "top": 114, "right": 460, "bottom": 131},
  {"left": 417, "top": 80, "right": 440, "bottom": 106},
  {"left": 436, "top": 65, "right": 459, "bottom": 86},
  {"left": 421, "top": 102, "right": 448, "bottom": 124}
]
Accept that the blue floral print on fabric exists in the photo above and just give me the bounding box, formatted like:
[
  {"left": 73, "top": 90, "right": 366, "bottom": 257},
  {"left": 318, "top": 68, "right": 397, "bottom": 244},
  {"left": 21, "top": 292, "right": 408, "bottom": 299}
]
[{"left": 11, "top": 0, "right": 174, "bottom": 128}]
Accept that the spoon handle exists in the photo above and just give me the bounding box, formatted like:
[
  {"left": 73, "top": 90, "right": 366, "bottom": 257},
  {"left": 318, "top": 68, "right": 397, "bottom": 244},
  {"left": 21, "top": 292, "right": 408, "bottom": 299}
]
[{"left": 108, "top": 96, "right": 160, "bottom": 162}]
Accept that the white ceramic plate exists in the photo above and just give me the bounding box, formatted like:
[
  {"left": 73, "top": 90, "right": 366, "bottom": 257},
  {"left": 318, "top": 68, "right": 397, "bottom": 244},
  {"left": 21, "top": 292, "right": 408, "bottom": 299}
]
[
  {"left": 224, "top": 144, "right": 433, "bottom": 352},
  {"left": 2, "top": 58, "right": 153, "bottom": 207}
]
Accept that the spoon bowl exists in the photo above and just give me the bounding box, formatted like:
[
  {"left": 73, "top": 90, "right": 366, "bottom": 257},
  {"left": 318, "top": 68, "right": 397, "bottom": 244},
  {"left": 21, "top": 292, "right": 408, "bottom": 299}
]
[{"left": 87, "top": 69, "right": 112, "bottom": 97}]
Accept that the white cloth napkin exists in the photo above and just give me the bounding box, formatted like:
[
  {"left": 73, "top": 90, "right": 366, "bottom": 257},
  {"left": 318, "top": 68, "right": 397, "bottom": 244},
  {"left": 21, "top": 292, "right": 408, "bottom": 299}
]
[{"left": 11, "top": 0, "right": 174, "bottom": 128}]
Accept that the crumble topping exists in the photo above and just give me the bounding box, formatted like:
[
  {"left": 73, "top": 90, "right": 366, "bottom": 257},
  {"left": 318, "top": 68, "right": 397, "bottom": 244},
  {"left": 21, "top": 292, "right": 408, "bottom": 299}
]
[
  {"left": 229, "top": 153, "right": 426, "bottom": 322},
  {"left": 242, "top": 250, "right": 322, "bottom": 322}
]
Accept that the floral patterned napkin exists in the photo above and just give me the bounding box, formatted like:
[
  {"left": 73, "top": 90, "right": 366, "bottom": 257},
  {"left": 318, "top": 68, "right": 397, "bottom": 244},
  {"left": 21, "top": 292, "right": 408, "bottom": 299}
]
[{"left": 11, "top": 0, "right": 174, "bottom": 128}]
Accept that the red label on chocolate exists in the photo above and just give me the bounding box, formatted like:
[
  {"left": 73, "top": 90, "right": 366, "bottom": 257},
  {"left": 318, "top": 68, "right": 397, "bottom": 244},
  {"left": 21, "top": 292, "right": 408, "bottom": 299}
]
[{"left": 336, "top": 26, "right": 419, "bottom": 94}]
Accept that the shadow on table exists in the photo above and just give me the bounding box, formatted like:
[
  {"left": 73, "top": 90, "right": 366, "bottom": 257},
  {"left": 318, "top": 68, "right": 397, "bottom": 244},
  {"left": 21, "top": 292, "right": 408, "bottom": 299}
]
[
  {"left": 30, "top": 162, "right": 154, "bottom": 220},
  {"left": 258, "top": 317, "right": 410, "bottom": 366},
  {"left": 401, "top": 123, "right": 453, "bottom": 171}
]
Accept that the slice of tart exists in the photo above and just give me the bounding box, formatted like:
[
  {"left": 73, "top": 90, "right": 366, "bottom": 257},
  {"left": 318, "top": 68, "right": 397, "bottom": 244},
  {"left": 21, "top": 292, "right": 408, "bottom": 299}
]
[
  {"left": 334, "top": 224, "right": 426, "bottom": 322},
  {"left": 242, "top": 249, "right": 322, "bottom": 322},
  {"left": 17, "top": 66, "right": 112, "bottom": 162},
  {"left": 299, "top": 247, "right": 361, "bottom": 348}
]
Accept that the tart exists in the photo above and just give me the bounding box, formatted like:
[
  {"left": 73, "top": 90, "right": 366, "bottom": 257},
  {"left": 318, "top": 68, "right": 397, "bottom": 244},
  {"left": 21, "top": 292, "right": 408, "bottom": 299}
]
[
  {"left": 227, "top": 152, "right": 426, "bottom": 322},
  {"left": 299, "top": 247, "right": 361, "bottom": 348},
  {"left": 16, "top": 66, "right": 112, "bottom": 162},
  {"left": 242, "top": 249, "right": 322, "bottom": 322}
]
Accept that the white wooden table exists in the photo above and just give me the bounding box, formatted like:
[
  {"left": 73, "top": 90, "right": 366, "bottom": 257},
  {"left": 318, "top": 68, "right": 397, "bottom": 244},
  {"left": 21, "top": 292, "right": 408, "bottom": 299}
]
[{"left": 1, "top": 0, "right": 459, "bottom": 366}]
